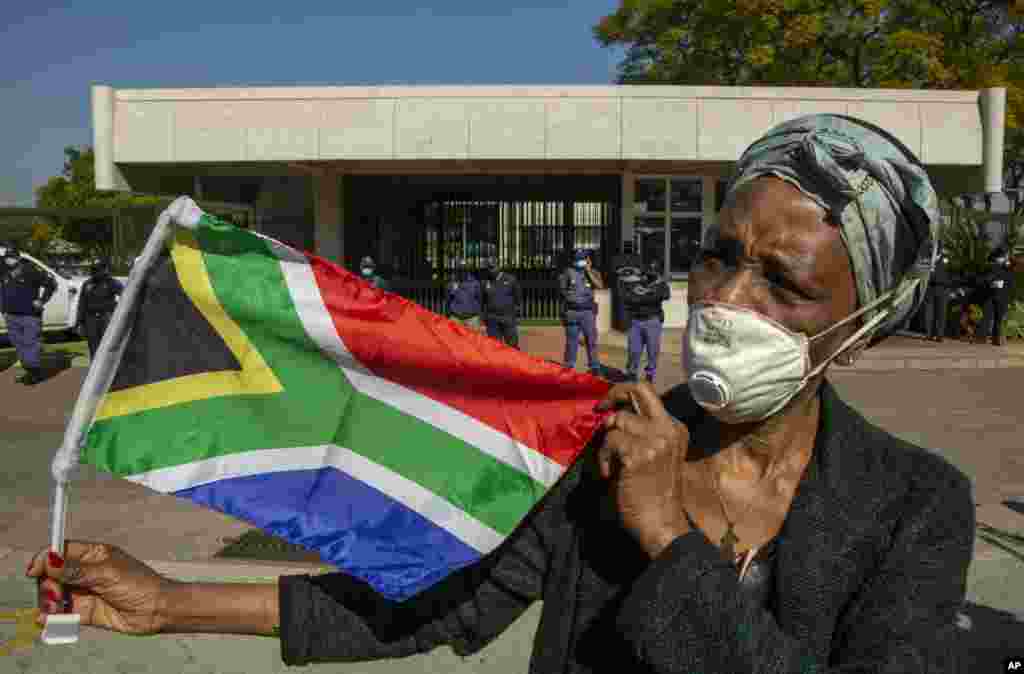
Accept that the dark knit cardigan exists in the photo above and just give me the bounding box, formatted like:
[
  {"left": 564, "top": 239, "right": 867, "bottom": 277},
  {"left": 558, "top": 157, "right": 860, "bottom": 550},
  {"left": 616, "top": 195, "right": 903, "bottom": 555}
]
[{"left": 279, "top": 380, "right": 974, "bottom": 673}]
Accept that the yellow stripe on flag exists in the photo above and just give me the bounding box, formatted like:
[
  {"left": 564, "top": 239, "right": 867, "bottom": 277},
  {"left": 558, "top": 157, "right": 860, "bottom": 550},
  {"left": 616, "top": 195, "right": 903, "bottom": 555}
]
[{"left": 95, "top": 228, "right": 283, "bottom": 421}]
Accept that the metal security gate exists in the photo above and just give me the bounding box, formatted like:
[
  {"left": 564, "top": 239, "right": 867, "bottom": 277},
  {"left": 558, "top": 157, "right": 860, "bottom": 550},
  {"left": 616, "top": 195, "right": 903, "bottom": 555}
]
[{"left": 345, "top": 175, "right": 619, "bottom": 320}]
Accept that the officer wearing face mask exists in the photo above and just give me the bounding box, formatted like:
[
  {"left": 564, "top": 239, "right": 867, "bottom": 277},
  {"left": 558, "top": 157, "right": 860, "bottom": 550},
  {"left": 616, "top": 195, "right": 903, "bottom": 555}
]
[
  {"left": 560, "top": 250, "right": 605, "bottom": 375},
  {"left": 621, "top": 257, "right": 671, "bottom": 383},
  {"left": 922, "top": 243, "right": 956, "bottom": 342},
  {"left": 80, "top": 258, "right": 124, "bottom": 359},
  {"left": 1, "top": 246, "right": 57, "bottom": 384},
  {"left": 358, "top": 256, "right": 389, "bottom": 291},
  {"left": 480, "top": 258, "right": 521, "bottom": 348},
  {"left": 446, "top": 260, "right": 482, "bottom": 332},
  {"left": 976, "top": 248, "right": 1016, "bottom": 346}
]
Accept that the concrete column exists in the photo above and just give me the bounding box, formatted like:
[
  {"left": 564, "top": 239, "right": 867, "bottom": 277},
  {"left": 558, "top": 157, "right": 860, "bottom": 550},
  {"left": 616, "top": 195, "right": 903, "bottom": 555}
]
[
  {"left": 596, "top": 289, "right": 612, "bottom": 334},
  {"left": 980, "top": 87, "right": 1006, "bottom": 194},
  {"left": 314, "top": 171, "right": 344, "bottom": 263},
  {"left": 701, "top": 176, "right": 717, "bottom": 245},
  {"left": 91, "top": 85, "right": 130, "bottom": 192},
  {"left": 621, "top": 169, "right": 635, "bottom": 251}
]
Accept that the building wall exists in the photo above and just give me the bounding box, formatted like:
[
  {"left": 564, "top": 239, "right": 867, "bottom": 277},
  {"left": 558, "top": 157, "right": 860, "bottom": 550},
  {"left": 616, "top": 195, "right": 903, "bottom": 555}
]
[
  {"left": 90, "top": 83, "right": 1007, "bottom": 330},
  {"left": 94, "top": 85, "right": 993, "bottom": 187}
]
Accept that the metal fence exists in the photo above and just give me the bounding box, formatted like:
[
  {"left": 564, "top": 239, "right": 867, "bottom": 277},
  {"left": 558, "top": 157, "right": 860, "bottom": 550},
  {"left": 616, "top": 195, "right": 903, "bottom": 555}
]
[
  {"left": 389, "top": 280, "right": 566, "bottom": 321},
  {"left": 345, "top": 175, "right": 620, "bottom": 320}
]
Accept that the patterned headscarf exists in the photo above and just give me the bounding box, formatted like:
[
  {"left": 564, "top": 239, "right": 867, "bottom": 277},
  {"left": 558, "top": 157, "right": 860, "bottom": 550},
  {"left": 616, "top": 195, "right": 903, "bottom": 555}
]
[{"left": 718, "top": 114, "right": 940, "bottom": 346}]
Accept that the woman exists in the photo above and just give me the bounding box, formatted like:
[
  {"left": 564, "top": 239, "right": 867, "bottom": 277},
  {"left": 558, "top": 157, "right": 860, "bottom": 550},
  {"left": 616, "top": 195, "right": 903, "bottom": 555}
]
[{"left": 27, "top": 115, "right": 973, "bottom": 673}]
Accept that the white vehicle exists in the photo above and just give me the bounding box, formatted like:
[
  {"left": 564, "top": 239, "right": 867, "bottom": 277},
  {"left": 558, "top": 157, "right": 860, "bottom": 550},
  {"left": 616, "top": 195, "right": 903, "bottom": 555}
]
[{"left": 0, "top": 246, "right": 89, "bottom": 338}]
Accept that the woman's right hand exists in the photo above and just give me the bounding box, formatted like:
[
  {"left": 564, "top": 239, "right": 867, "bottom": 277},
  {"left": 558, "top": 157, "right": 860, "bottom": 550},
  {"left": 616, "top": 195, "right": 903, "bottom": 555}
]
[{"left": 26, "top": 540, "right": 177, "bottom": 635}]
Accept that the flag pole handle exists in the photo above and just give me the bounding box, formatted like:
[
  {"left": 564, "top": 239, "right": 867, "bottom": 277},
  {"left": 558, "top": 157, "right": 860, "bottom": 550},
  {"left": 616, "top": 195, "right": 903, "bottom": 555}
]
[
  {"left": 47, "top": 201, "right": 186, "bottom": 587},
  {"left": 49, "top": 479, "right": 68, "bottom": 555}
]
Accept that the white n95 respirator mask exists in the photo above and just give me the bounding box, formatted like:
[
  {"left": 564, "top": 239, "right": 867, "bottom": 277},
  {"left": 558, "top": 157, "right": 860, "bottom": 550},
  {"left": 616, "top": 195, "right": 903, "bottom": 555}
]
[{"left": 683, "top": 282, "right": 915, "bottom": 424}]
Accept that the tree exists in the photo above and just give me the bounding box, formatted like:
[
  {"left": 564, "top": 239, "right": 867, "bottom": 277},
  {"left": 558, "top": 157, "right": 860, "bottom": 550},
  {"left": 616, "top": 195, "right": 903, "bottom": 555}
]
[
  {"left": 594, "top": 0, "right": 894, "bottom": 87},
  {"left": 34, "top": 146, "right": 163, "bottom": 259},
  {"left": 34, "top": 146, "right": 103, "bottom": 210},
  {"left": 594, "top": 0, "right": 1023, "bottom": 202}
]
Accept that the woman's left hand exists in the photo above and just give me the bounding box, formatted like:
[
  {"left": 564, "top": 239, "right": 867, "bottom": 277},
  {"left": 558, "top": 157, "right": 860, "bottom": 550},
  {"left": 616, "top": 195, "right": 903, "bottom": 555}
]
[{"left": 595, "top": 383, "right": 692, "bottom": 558}]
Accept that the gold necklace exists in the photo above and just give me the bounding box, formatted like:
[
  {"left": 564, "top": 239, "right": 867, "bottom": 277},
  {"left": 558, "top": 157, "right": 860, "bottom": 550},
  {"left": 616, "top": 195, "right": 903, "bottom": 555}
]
[{"left": 705, "top": 458, "right": 774, "bottom": 563}]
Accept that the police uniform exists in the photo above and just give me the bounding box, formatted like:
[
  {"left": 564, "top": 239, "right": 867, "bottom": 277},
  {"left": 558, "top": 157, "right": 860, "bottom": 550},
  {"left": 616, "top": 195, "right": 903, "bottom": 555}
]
[
  {"left": 922, "top": 251, "right": 955, "bottom": 342},
  {"left": 622, "top": 264, "right": 671, "bottom": 382},
  {"left": 446, "top": 268, "right": 482, "bottom": 332},
  {"left": 358, "top": 257, "right": 389, "bottom": 292},
  {"left": 482, "top": 263, "right": 521, "bottom": 348},
  {"left": 977, "top": 252, "right": 1016, "bottom": 345},
  {"left": 0, "top": 249, "right": 57, "bottom": 384},
  {"left": 560, "top": 252, "right": 603, "bottom": 374},
  {"left": 80, "top": 263, "right": 124, "bottom": 359}
]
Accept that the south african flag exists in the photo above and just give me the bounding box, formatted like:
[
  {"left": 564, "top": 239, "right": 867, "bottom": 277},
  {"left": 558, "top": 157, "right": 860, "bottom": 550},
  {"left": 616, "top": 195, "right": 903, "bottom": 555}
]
[{"left": 76, "top": 198, "right": 609, "bottom": 601}]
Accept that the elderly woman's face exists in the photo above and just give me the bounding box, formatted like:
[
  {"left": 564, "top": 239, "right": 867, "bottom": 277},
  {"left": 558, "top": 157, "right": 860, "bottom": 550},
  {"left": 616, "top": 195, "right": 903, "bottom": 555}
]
[{"left": 688, "top": 177, "right": 859, "bottom": 365}]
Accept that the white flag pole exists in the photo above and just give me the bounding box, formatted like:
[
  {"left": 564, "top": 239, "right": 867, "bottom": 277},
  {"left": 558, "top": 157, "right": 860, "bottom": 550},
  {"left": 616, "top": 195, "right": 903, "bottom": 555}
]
[{"left": 43, "top": 197, "right": 200, "bottom": 645}]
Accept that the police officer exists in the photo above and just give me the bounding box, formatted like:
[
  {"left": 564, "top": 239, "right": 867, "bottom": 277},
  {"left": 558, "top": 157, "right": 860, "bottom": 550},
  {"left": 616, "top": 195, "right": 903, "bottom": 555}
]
[
  {"left": 80, "top": 258, "right": 124, "bottom": 359},
  {"left": 621, "top": 257, "right": 671, "bottom": 382},
  {"left": 977, "top": 248, "right": 1016, "bottom": 346},
  {"left": 481, "top": 258, "right": 521, "bottom": 347},
  {"left": 446, "top": 261, "right": 482, "bottom": 332},
  {"left": 559, "top": 249, "right": 605, "bottom": 375},
  {"left": 922, "top": 243, "right": 956, "bottom": 342},
  {"left": 358, "top": 256, "right": 389, "bottom": 291},
  {"left": 0, "top": 246, "right": 57, "bottom": 384}
]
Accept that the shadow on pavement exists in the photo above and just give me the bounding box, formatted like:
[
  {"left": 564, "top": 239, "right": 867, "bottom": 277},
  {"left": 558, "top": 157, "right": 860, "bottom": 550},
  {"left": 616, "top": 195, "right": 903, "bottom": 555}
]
[
  {"left": 19, "top": 351, "right": 75, "bottom": 385},
  {"left": 959, "top": 602, "right": 1024, "bottom": 671}
]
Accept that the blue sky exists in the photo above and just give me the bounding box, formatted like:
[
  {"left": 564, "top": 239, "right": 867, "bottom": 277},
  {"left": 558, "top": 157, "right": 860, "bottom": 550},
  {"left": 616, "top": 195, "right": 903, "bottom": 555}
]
[{"left": 0, "top": 1, "right": 624, "bottom": 206}]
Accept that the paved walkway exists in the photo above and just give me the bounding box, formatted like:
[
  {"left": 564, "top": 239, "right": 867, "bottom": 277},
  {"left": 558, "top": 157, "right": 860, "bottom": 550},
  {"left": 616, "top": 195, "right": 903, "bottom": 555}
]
[
  {"left": 530, "top": 326, "right": 1024, "bottom": 377},
  {"left": 0, "top": 329, "right": 1021, "bottom": 671}
]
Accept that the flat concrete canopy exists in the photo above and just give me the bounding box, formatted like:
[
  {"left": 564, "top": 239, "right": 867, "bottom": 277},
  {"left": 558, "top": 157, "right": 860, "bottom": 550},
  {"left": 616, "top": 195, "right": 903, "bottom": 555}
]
[{"left": 93, "top": 84, "right": 1006, "bottom": 196}]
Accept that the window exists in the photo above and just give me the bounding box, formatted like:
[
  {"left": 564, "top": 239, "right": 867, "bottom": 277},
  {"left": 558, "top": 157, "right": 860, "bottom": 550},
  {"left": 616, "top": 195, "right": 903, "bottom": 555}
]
[
  {"left": 670, "top": 217, "right": 703, "bottom": 274},
  {"left": 635, "top": 215, "right": 666, "bottom": 271},
  {"left": 633, "top": 177, "right": 706, "bottom": 276},
  {"left": 635, "top": 179, "right": 666, "bottom": 214},
  {"left": 671, "top": 180, "right": 703, "bottom": 212}
]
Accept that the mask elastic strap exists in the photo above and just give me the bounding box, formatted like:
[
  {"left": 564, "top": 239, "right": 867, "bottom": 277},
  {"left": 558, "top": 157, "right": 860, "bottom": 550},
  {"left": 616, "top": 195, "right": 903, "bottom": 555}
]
[
  {"left": 805, "top": 277, "right": 922, "bottom": 381},
  {"left": 807, "top": 280, "right": 908, "bottom": 345}
]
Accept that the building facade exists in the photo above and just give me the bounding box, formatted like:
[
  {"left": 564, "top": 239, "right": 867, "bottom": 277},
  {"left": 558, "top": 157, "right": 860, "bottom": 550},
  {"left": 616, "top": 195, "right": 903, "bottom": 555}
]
[{"left": 92, "top": 84, "right": 1006, "bottom": 328}]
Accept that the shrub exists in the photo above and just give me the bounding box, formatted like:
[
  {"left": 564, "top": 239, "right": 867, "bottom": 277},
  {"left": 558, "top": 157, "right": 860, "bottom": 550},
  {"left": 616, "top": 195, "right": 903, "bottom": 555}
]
[
  {"left": 1004, "top": 301, "right": 1024, "bottom": 340},
  {"left": 941, "top": 206, "right": 993, "bottom": 280}
]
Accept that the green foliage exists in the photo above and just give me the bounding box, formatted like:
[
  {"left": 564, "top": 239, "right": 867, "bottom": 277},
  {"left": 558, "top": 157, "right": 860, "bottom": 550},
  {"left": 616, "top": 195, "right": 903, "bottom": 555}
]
[
  {"left": 33, "top": 146, "right": 168, "bottom": 259},
  {"left": 593, "top": 1, "right": 1024, "bottom": 149},
  {"left": 1007, "top": 211, "right": 1024, "bottom": 259},
  {"left": 1004, "top": 300, "right": 1024, "bottom": 340},
  {"left": 941, "top": 205, "right": 993, "bottom": 279}
]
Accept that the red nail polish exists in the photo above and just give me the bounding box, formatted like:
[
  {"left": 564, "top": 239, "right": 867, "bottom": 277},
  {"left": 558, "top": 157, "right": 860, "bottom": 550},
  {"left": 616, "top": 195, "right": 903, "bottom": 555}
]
[
  {"left": 45, "top": 589, "right": 61, "bottom": 602},
  {"left": 48, "top": 551, "right": 64, "bottom": 568}
]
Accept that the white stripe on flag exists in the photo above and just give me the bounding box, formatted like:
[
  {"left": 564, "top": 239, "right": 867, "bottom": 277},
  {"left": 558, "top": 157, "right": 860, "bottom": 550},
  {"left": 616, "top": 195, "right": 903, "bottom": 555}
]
[
  {"left": 268, "top": 245, "right": 564, "bottom": 489},
  {"left": 125, "top": 444, "right": 505, "bottom": 555}
]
